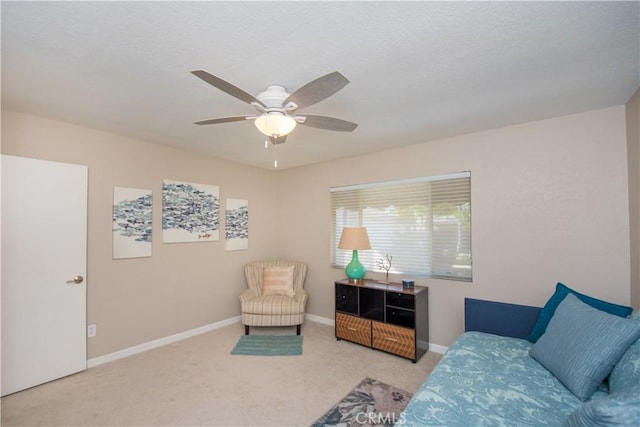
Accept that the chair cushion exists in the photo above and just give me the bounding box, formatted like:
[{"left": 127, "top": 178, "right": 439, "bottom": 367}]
[
  {"left": 527, "top": 282, "right": 633, "bottom": 343},
  {"left": 241, "top": 294, "right": 304, "bottom": 315},
  {"left": 262, "top": 265, "right": 294, "bottom": 297},
  {"left": 529, "top": 294, "right": 640, "bottom": 401}
]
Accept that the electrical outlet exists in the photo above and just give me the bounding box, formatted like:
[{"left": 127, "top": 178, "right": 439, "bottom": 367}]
[{"left": 87, "top": 323, "right": 97, "bottom": 338}]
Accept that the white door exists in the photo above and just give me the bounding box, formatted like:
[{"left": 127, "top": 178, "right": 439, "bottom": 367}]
[{"left": 1, "top": 154, "right": 88, "bottom": 396}]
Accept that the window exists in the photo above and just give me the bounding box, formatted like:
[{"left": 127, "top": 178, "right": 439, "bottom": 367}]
[{"left": 330, "top": 172, "right": 471, "bottom": 281}]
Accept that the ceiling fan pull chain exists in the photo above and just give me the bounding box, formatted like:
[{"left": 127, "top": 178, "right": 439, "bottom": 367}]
[{"left": 274, "top": 141, "right": 278, "bottom": 168}]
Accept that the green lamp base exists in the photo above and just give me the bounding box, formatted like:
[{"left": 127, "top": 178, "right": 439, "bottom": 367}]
[{"left": 345, "top": 250, "right": 366, "bottom": 281}]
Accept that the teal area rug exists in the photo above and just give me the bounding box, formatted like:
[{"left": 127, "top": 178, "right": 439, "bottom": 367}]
[
  {"left": 311, "top": 377, "right": 413, "bottom": 427},
  {"left": 230, "top": 334, "right": 303, "bottom": 356}
]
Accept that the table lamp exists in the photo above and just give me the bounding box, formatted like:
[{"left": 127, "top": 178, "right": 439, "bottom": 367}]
[{"left": 338, "top": 227, "right": 371, "bottom": 282}]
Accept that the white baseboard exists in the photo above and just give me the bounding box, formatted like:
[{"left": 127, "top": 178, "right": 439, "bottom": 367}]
[
  {"left": 428, "top": 343, "right": 448, "bottom": 354},
  {"left": 88, "top": 314, "right": 448, "bottom": 368},
  {"left": 305, "top": 313, "right": 334, "bottom": 326},
  {"left": 87, "top": 316, "right": 242, "bottom": 368}
]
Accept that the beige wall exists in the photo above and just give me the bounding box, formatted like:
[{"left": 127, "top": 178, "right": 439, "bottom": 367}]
[
  {"left": 627, "top": 88, "right": 640, "bottom": 308},
  {"left": 277, "top": 106, "right": 632, "bottom": 347},
  {"left": 1, "top": 110, "right": 279, "bottom": 359},
  {"left": 2, "top": 104, "right": 634, "bottom": 355}
]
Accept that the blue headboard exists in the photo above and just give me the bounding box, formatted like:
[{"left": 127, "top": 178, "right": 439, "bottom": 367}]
[{"left": 464, "top": 298, "right": 541, "bottom": 340}]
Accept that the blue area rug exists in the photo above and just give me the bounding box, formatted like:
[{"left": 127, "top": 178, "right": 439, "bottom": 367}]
[{"left": 230, "top": 334, "right": 303, "bottom": 356}]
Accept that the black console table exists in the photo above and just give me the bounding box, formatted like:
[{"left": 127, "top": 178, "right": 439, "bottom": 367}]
[{"left": 335, "top": 278, "right": 429, "bottom": 362}]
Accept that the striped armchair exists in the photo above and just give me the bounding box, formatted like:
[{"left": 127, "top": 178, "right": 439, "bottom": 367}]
[{"left": 240, "top": 260, "right": 308, "bottom": 335}]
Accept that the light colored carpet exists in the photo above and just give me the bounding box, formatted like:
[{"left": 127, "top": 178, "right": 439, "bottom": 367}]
[{"left": 1, "top": 320, "right": 441, "bottom": 427}]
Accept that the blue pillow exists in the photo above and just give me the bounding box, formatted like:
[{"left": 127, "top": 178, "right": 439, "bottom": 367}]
[
  {"left": 608, "top": 327, "right": 640, "bottom": 394},
  {"left": 529, "top": 294, "right": 640, "bottom": 400},
  {"left": 563, "top": 386, "right": 640, "bottom": 427},
  {"left": 527, "top": 282, "right": 633, "bottom": 343}
]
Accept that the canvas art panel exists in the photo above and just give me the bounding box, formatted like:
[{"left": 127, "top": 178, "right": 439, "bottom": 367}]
[
  {"left": 113, "top": 186, "right": 152, "bottom": 259},
  {"left": 162, "top": 180, "right": 219, "bottom": 243},
  {"left": 225, "top": 198, "right": 248, "bottom": 251}
]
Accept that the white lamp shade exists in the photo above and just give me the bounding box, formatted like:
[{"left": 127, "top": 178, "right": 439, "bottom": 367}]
[
  {"left": 338, "top": 227, "right": 372, "bottom": 250},
  {"left": 254, "top": 113, "right": 297, "bottom": 137}
]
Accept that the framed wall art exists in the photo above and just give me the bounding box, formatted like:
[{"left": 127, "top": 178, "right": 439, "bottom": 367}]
[
  {"left": 225, "top": 198, "right": 248, "bottom": 251},
  {"left": 112, "top": 186, "right": 153, "bottom": 259},
  {"left": 162, "top": 180, "right": 219, "bottom": 243}
]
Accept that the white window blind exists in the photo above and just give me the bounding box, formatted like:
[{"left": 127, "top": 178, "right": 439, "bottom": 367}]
[{"left": 330, "top": 172, "right": 472, "bottom": 281}]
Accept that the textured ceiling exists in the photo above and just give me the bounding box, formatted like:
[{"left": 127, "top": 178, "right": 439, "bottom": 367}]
[{"left": 2, "top": 1, "right": 639, "bottom": 170}]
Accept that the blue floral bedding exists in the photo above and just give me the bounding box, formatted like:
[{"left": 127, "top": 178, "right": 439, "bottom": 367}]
[{"left": 397, "top": 332, "right": 604, "bottom": 427}]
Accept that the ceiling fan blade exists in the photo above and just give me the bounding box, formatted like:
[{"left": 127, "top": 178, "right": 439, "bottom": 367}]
[
  {"left": 298, "top": 114, "right": 358, "bottom": 132},
  {"left": 194, "top": 116, "right": 251, "bottom": 125},
  {"left": 285, "top": 72, "right": 350, "bottom": 110},
  {"left": 191, "top": 70, "right": 265, "bottom": 108}
]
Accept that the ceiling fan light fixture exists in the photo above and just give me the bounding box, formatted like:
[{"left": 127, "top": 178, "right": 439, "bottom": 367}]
[{"left": 254, "top": 113, "right": 297, "bottom": 137}]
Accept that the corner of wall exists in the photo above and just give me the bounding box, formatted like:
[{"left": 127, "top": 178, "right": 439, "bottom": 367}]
[{"left": 626, "top": 88, "right": 640, "bottom": 308}]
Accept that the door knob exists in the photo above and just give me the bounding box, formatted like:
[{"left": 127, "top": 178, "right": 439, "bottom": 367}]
[{"left": 66, "top": 276, "right": 84, "bottom": 284}]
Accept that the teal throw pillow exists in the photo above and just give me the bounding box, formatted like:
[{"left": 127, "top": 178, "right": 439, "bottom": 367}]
[
  {"left": 527, "top": 282, "right": 633, "bottom": 343},
  {"left": 563, "top": 387, "right": 640, "bottom": 427},
  {"left": 608, "top": 324, "right": 640, "bottom": 394},
  {"left": 529, "top": 294, "right": 640, "bottom": 400}
]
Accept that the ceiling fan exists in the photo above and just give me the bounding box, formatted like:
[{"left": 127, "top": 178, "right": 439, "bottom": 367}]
[{"left": 191, "top": 70, "right": 358, "bottom": 145}]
